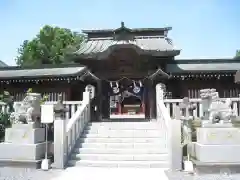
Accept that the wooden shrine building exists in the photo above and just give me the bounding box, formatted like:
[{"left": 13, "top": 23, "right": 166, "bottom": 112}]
[{"left": 0, "top": 22, "right": 240, "bottom": 120}]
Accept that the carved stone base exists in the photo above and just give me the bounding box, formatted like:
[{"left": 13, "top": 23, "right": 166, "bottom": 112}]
[
  {"left": 5, "top": 127, "right": 45, "bottom": 144},
  {"left": 193, "top": 143, "right": 240, "bottom": 163},
  {"left": 11, "top": 122, "right": 41, "bottom": 129},
  {"left": 192, "top": 159, "right": 240, "bottom": 174},
  {"left": 0, "top": 142, "right": 47, "bottom": 160},
  {"left": 197, "top": 127, "right": 240, "bottom": 144},
  {"left": 201, "top": 123, "right": 233, "bottom": 128}
]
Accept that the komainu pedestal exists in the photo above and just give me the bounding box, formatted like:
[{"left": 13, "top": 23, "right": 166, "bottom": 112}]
[
  {"left": 0, "top": 93, "right": 47, "bottom": 168},
  {"left": 193, "top": 127, "right": 240, "bottom": 163},
  {"left": 190, "top": 89, "right": 240, "bottom": 174},
  {"left": 0, "top": 123, "right": 46, "bottom": 161}
]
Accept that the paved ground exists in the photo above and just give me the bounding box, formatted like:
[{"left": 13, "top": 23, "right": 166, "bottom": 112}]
[
  {"left": 165, "top": 169, "right": 240, "bottom": 180},
  {"left": 1, "top": 167, "right": 240, "bottom": 180},
  {"left": 51, "top": 167, "right": 169, "bottom": 180},
  {"left": 0, "top": 167, "right": 62, "bottom": 180}
]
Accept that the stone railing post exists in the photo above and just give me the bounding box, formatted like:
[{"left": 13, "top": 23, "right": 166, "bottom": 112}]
[
  {"left": 82, "top": 91, "right": 91, "bottom": 121},
  {"left": 169, "top": 119, "right": 182, "bottom": 171},
  {"left": 83, "top": 91, "right": 90, "bottom": 104},
  {"left": 53, "top": 94, "right": 68, "bottom": 169}
]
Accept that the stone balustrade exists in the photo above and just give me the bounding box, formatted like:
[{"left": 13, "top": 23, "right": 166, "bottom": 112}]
[
  {"left": 53, "top": 91, "right": 91, "bottom": 169},
  {"left": 164, "top": 98, "right": 240, "bottom": 118},
  {"left": 156, "top": 84, "right": 182, "bottom": 171}
]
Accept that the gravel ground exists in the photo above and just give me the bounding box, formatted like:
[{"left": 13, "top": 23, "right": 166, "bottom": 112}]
[
  {"left": 0, "top": 167, "right": 62, "bottom": 180},
  {"left": 165, "top": 169, "right": 240, "bottom": 180}
]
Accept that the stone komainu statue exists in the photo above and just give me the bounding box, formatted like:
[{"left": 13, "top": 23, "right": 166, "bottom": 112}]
[
  {"left": 199, "top": 88, "right": 235, "bottom": 124},
  {"left": 9, "top": 93, "right": 41, "bottom": 124},
  {"left": 208, "top": 98, "right": 234, "bottom": 124}
]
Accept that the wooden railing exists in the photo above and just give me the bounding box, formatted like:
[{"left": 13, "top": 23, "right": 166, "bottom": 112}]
[{"left": 164, "top": 98, "right": 240, "bottom": 118}]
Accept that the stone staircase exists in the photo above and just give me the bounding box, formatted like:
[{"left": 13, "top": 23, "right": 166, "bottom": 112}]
[{"left": 67, "top": 120, "right": 169, "bottom": 168}]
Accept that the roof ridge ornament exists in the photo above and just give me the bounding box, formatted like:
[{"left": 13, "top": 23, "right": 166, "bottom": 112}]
[
  {"left": 112, "top": 22, "right": 134, "bottom": 41},
  {"left": 121, "top": 21, "right": 125, "bottom": 28}
]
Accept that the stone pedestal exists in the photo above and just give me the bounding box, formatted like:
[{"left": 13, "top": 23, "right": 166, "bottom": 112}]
[
  {"left": 192, "top": 127, "right": 240, "bottom": 163},
  {"left": 0, "top": 123, "right": 47, "bottom": 167},
  {"left": 190, "top": 127, "right": 240, "bottom": 174},
  {"left": 5, "top": 127, "right": 45, "bottom": 144}
]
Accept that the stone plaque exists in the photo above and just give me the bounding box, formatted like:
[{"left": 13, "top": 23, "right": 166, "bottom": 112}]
[
  {"left": 197, "top": 128, "right": 240, "bottom": 145},
  {"left": 5, "top": 127, "right": 45, "bottom": 144}
]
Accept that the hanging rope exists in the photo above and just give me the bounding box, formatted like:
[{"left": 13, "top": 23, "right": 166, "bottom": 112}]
[{"left": 101, "top": 75, "right": 151, "bottom": 83}]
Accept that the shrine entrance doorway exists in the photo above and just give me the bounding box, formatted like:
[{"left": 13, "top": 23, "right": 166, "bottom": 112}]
[{"left": 109, "top": 79, "right": 146, "bottom": 119}]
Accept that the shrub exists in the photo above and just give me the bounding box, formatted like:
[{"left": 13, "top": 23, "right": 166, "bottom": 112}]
[
  {"left": 0, "top": 112, "right": 10, "bottom": 140},
  {"left": 191, "top": 118, "right": 202, "bottom": 142},
  {"left": 0, "top": 91, "right": 13, "bottom": 140},
  {"left": 182, "top": 118, "right": 202, "bottom": 156}
]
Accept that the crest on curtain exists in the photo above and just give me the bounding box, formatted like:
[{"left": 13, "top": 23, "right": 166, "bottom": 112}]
[
  {"left": 121, "top": 81, "right": 144, "bottom": 102},
  {"left": 109, "top": 80, "right": 144, "bottom": 98},
  {"left": 129, "top": 81, "right": 143, "bottom": 96},
  {"left": 109, "top": 81, "right": 122, "bottom": 95}
]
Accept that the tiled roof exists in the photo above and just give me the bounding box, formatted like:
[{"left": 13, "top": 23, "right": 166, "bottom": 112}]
[
  {"left": 75, "top": 37, "right": 180, "bottom": 57},
  {"left": 82, "top": 22, "right": 172, "bottom": 34},
  {"left": 82, "top": 27, "right": 172, "bottom": 34},
  {"left": 0, "top": 66, "right": 86, "bottom": 79},
  {"left": 166, "top": 61, "right": 240, "bottom": 73}
]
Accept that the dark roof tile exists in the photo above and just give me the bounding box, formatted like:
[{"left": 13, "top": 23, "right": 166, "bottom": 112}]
[
  {"left": 75, "top": 37, "right": 180, "bottom": 57},
  {"left": 0, "top": 67, "right": 86, "bottom": 79}
]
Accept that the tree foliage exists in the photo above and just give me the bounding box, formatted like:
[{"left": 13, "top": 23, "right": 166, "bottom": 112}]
[
  {"left": 0, "top": 91, "right": 13, "bottom": 140},
  {"left": 235, "top": 50, "right": 240, "bottom": 59},
  {"left": 16, "top": 25, "right": 85, "bottom": 66}
]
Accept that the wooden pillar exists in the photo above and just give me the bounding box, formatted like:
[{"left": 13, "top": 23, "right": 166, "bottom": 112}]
[
  {"left": 152, "top": 82, "right": 157, "bottom": 119},
  {"left": 149, "top": 80, "right": 154, "bottom": 120},
  {"left": 216, "top": 76, "right": 222, "bottom": 97},
  {"left": 144, "top": 81, "right": 150, "bottom": 119},
  {"left": 101, "top": 81, "right": 110, "bottom": 119},
  {"left": 97, "top": 80, "right": 102, "bottom": 121}
]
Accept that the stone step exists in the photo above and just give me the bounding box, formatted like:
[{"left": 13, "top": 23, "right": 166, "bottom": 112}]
[
  {"left": 87, "top": 122, "right": 163, "bottom": 129},
  {"left": 84, "top": 128, "right": 165, "bottom": 134},
  {"left": 82, "top": 131, "right": 166, "bottom": 138},
  {"left": 71, "top": 153, "right": 168, "bottom": 161},
  {"left": 79, "top": 137, "right": 165, "bottom": 143},
  {"left": 76, "top": 142, "right": 167, "bottom": 149},
  {"left": 68, "top": 159, "right": 169, "bottom": 168},
  {"left": 74, "top": 147, "right": 168, "bottom": 154},
  {"left": 83, "top": 129, "right": 165, "bottom": 137},
  {"left": 86, "top": 124, "right": 162, "bottom": 130}
]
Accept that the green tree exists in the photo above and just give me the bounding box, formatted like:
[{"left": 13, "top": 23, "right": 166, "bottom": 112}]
[
  {"left": 16, "top": 25, "right": 85, "bottom": 66},
  {"left": 235, "top": 50, "right": 240, "bottom": 59},
  {"left": 0, "top": 91, "right": 13, "bottom": 140}
]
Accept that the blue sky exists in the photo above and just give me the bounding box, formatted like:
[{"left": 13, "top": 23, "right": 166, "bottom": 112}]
[{"left": 0, "top": 0, "right": 239, "bottom": 65}]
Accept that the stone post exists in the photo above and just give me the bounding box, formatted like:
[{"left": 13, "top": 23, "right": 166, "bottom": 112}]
[
  {"left": 83, "top": 91, "right": 90, "bottom": 104},
  {"left": 169, "top": 119, "right": 182, "bottom": 171},
  {"left": 82, "top": 91, "right": 91, "bottom": 121},
  {"left": 156, "top": 83, "right": 165, "bottom": 120},
  {"left": 53, "top": 94, "right": 68, "bottom": 169}
]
